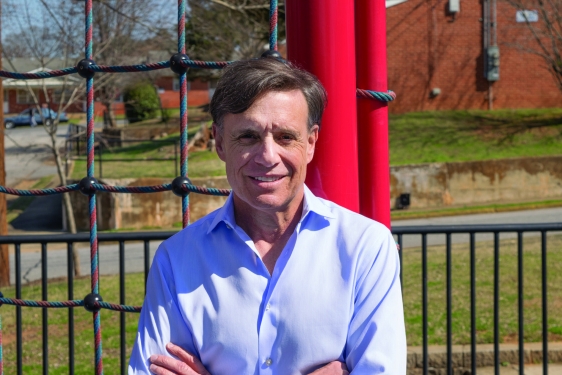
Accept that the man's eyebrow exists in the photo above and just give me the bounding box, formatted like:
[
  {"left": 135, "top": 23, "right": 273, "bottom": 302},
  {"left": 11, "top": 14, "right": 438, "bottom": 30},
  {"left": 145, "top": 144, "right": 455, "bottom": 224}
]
[{"left": 231, "top": 127, "right": 260, "bottom": 135}]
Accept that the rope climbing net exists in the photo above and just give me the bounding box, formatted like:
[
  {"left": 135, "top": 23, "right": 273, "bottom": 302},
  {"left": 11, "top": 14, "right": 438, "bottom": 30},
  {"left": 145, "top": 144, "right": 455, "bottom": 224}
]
[{"left": 0, "top": 1, "right": 395, "bottom": 374}]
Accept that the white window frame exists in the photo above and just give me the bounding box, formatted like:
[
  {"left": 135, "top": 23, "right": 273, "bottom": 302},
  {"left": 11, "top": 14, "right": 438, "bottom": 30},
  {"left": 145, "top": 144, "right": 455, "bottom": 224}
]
[{"left": 16, "top": 89, "right": 38, "bottom": 104}]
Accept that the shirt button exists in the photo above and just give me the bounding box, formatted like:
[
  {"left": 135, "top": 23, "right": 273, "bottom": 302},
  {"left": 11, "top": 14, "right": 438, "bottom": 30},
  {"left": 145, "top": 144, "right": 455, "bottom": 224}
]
[
  {"left": 265, "top": 303, "right": 271, "bottom": 311},
  {"left": 265, "top": 358, "right": 273, "bottom": 366}
]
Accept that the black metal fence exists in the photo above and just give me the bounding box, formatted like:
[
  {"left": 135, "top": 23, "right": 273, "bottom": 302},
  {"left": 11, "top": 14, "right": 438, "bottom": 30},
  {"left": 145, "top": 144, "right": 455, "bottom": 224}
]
[
  {"left": 0, "top": 232, "right": 173, "bottom": 375},
  {"left": 1, "top": 223, "right": 561, "bottom": 374},
  {"left": 393, "top": 222, "right": 562, "bottom": 375}
]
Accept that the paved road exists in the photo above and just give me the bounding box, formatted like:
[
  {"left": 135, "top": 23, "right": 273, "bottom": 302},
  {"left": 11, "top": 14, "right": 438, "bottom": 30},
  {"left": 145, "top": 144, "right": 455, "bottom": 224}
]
[
  {"left": 8, "top": 239, "right": 163, "bottom": 285},
  {"left": 392, "top": 207, "right": 562, "bottom": 249},
  {"left": 5, "top": 207, "right": 561, "bottom": 284},
  {"left": 4, "top": 124, "right": 70, "bottom": 186}
]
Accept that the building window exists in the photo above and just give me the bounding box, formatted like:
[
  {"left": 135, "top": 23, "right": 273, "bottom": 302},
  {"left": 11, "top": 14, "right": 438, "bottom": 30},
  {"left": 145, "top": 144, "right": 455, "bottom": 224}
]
[
  {"left": 16, "top": 89, "right": 37, "bottom": 104},
  {"left": 173, "top": 78, "right": 191, "bottom": 91},
  {"left": 52, "top": 88, "right": 76, "bottom": 104}
]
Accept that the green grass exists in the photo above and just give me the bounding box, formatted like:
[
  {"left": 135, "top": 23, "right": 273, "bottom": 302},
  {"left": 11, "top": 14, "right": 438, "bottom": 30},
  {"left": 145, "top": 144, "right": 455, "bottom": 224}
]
[
  {"left": 0, "top": 273, "right": 146, "bottom": 375},
  {"left": 71, "top": 130, "right": 225, "bottom": 180},
  {"left": 1, "top": 234, "right": 561, "bottom": 373},
  {"left": 389, "top": 108, "right": 562, "bottom": 165},
  {"left": 402, "top": 233, "right": 562, "bottom": 346}
]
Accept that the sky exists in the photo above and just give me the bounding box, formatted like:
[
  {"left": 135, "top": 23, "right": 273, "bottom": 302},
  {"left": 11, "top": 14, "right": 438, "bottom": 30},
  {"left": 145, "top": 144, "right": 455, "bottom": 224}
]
[{"left": 1, "top": 0, "right": 178, "bottom": 42}]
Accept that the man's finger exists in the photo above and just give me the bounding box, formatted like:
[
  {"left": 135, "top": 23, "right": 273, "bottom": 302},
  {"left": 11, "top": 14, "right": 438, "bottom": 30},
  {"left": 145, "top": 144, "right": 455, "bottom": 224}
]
[
  {"left": 165, "top": 343, "right": 210, "bottom": 375},
  {"left": 149, "top": 354, "right": 197, "bottom": 375},
  {"left": 149, "top": 363, "right": 180, "bottom": 375}
]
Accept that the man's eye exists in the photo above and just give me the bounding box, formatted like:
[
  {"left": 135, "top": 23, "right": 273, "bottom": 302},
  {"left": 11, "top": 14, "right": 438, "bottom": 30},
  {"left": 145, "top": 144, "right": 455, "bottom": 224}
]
[{"left": 279, "top": 134, "right": 295, "bottom": 141}]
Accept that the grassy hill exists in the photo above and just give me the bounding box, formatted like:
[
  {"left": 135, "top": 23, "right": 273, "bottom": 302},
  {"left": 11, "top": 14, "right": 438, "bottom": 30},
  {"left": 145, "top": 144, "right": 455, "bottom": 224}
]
[
  {"left": 390, "top": 108, "right": 562, "bottom": 165},
  {"left": 72, "top": 108, "right": 562, "bottom": 179}
]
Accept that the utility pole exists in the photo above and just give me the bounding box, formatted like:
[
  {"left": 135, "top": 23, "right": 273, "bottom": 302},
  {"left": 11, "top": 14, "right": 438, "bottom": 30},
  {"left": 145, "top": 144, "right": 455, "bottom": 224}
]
[{"left": 0, "top": 0, "right": 9, "bottom": 287}]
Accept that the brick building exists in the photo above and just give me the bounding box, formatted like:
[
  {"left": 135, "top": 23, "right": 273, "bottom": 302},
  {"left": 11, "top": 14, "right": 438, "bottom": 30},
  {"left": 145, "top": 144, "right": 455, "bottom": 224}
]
[
  {"left": 2, "top": 58, "right": 213, "bottom": 116},
  {"left": 386, "top": 0, "right": 562, "bottom": 113}
]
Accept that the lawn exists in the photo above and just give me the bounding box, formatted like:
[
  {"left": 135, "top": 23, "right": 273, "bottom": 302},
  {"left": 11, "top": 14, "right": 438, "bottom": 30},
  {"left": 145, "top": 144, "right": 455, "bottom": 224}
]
[
  {"left": 69, "top": 108, "right": 562, "bottom": 180},
  {"left": 71, "top": 130, "right": 226, "bottom": 180},
  {"left": 389, "top": 108, "right": 562, "bottom": 165},
  {"left": 0, "top": 234, "right": 561, "bottom": 373},
  {"left": 402, "top": 233, "right": 562, "bottom": 346}
]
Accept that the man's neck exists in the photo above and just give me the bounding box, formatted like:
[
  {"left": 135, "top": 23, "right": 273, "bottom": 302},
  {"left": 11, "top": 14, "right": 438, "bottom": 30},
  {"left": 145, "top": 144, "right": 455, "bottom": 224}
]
[{"left": 232, "top": 192, "right": 304, "bottom": 274}]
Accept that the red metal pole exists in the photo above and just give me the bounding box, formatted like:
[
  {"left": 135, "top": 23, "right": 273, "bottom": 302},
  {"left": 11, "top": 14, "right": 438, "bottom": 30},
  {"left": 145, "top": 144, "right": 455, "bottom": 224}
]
[
  {"left": 356, "top": 0, "right": 391, "bottom": 228},
  {"left": 286, "top": 0, "right": 359, "bottom": 212}
]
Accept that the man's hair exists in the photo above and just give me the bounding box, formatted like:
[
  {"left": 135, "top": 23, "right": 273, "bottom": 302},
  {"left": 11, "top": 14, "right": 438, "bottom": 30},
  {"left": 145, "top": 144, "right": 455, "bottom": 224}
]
[{"left": 210, "top": 58, "right": 327, "bottom": 131}]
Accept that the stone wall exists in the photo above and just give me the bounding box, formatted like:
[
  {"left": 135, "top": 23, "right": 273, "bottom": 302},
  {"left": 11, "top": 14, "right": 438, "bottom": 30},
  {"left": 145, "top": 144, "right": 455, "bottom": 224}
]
[
  {"left": 390, "top": 155, "right": 562, "bottom": 209},
  {"left": 68, "top": 176, "right": 229, "bottom": 231},
  {"left": 66, "top": 155, "right": 562, "bottom": 230}
]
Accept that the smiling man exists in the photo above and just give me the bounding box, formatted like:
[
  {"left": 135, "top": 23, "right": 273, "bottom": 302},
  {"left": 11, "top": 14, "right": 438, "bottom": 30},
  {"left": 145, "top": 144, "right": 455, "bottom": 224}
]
[{"left": 128, "top": 57, "right": 406, "bottom": 375}]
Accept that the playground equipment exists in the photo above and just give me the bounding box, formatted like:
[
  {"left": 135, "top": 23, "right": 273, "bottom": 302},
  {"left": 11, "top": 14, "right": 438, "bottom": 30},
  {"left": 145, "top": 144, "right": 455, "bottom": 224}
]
[{"left": 0, "top": 0, "right": 394, "bottom": 373}]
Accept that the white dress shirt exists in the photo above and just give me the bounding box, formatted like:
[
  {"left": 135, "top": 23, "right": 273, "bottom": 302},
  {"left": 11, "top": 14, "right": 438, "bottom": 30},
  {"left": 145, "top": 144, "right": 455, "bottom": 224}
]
[{"left": 129, "top": 185, "right": 406, "bottom": 374}]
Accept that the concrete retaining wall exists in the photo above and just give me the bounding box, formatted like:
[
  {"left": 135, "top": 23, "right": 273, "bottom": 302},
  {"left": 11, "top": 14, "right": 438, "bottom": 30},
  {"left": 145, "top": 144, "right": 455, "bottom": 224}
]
[
  {"left": 68, "top": 176, "right": 229, "bottom": 231},
  {"left": 407, "top": 342, "right": 562, "bottom": 374},
  {"left": 67, "top": 155, "right": 562, "bottom": 230},
  {"left": 391, "top": 155, "right": 562, "bottom": 210}
]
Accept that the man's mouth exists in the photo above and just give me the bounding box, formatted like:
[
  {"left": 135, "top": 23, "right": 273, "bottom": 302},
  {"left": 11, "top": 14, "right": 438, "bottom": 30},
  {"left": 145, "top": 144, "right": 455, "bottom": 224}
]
[{"left": 251, "top": 176, "right": 283, "bottom": 182}]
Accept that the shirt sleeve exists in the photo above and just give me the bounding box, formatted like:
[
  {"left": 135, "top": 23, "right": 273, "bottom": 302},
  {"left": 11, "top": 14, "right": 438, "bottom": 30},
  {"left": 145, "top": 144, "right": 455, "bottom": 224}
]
[
  {"left": 128, "top": 244, "right": 197, "bottom": 375},
  {"left": 345, "top": 227, "right": 407, "bottom": 375}
]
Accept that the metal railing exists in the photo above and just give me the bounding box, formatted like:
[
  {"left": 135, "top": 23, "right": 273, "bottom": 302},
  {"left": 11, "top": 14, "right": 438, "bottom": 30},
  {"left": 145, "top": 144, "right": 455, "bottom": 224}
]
[
  {"left": 1, "top": 223, "right": 561, "bottom": 374},
  {"left": 0, "top": 232, "right": 174, "bottom": 375},
  {"left": 393, "top": 222, "right": 562, "bottom": 375}
]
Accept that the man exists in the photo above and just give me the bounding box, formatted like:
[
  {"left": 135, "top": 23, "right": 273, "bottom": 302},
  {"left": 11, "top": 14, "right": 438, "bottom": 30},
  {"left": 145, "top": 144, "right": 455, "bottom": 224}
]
[{"left": 129, "top": 57, "right": 406, "bottom": 375}]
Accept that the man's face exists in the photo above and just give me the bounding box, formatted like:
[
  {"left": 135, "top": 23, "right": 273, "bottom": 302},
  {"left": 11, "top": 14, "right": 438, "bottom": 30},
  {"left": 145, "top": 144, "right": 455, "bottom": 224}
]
[{"left": 213, "top": 90, "right": 319, "bottom": 214}]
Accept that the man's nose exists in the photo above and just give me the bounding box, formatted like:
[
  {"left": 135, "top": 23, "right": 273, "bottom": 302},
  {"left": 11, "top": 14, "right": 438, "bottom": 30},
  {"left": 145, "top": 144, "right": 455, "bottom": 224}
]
[{"left": 254, "top": 137, "right": 280, "bottom": 167}]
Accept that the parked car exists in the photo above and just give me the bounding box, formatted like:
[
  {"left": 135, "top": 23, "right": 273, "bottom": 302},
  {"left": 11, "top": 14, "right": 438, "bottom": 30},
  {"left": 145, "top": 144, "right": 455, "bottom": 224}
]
[{"left": 4, "top": 108, "right": 69, "bottom": 129}]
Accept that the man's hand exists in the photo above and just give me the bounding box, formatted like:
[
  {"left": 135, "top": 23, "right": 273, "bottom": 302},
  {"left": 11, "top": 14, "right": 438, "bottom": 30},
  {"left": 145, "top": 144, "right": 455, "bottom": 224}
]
[
  {"left": 309, "top": 361, "right": 349, "bottom": 375},
  {"left": 149, "top": 343, "right": 211, "bottom": 375}
]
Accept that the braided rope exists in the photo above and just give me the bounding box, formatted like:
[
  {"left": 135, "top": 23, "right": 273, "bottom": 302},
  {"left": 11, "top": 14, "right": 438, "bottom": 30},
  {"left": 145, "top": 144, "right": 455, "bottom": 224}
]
[
  {"left": 0, "top": 184, "right": 79, "bottom": 196},
  {"left": 269, "top": 0, "right": 278, "bottom": 51},
  {"left": 356, "top": 88, "right": 397, "bottom": 102},
  {"left": 0, "top": 67, "right": 78, "bottom": 79},
  {"left": 91, "top": 61, "right": 170, "bottom": 73},
  {"left": 0, "top": 298, "right": 141, "bottom": 313},
  {"left": 83, "top": 1, "right": 103, "bottom": 373},
  {"left": 178, "top": 0, "right": 190, "bottom": 228},
  {"left": 0, "top": 183, "right": 231, "bottom": 196},
  {"left": 0, "top": 59, "right": 232, "bottom": 81}
]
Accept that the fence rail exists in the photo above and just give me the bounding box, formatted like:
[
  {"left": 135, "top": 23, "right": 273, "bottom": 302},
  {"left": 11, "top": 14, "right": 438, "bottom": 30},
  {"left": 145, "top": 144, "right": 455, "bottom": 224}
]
[{"left": 1, "top": 223, "right": 561, "bottom": 374}]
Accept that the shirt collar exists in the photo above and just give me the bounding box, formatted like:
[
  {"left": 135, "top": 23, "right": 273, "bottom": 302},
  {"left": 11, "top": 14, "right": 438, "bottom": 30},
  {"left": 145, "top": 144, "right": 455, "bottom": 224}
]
[{"left": 207, "top": 184, "right": 335, "bottom": 234}]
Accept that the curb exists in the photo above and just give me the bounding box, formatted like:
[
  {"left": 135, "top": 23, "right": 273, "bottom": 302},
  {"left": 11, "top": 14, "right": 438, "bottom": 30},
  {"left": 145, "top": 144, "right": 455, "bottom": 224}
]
[{"left": 407, "top": 342, "right": 562, "bottom": 374}]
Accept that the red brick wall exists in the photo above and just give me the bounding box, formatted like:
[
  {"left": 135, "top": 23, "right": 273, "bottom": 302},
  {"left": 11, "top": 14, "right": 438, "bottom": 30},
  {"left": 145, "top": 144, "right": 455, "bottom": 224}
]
[
  {"left": 155, "top": 77, "right": 210, "bottom": 107},
  {"left": 386, "top": 0, "right": 562, "bottom": 113},
  {"left": 6, "top": 89, "right": 83, "bottom": 114}
]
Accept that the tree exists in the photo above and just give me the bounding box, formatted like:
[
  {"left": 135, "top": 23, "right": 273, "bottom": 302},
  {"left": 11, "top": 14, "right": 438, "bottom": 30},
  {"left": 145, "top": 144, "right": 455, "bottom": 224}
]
[
  {"left": 185, "top": 0, "right": 286, "bottom": 81},
  {"left": 124, "top": 81, "right": 160, "bottom": 123},
  {"left": 504, "top": 0, "right": 562, "bottom": 91},
  {"left": 1, "top": 0, "right": 173, "bottom": 276}
]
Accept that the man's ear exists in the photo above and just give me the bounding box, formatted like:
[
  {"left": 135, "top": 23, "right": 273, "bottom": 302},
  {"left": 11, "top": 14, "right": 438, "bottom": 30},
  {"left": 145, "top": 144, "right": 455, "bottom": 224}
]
[
  {"left": 212, "top": 123, "right": 226, "bottom": 162},
  {"left": 306, "top": 124, "right": 319, "bottom": 164}
]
